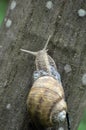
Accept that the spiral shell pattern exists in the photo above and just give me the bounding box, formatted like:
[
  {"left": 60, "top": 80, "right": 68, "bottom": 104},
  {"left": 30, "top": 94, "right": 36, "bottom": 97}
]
[{"left": 27, "top": 76, "right": 67, "bottom": 127}]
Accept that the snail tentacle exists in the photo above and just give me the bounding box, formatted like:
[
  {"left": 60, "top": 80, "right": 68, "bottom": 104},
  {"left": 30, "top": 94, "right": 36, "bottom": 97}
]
[
  {"left": 20, "top": 49, "right": 37, "bottom": 56},
  {"left": 43, "top": 35, "right": 52, "bottom": 50},
  {"left": 20, "top": 35, "right": 52, "bottom": 56}
]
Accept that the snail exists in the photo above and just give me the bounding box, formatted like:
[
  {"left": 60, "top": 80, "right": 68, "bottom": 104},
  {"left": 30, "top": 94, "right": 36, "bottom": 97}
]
[{"left": 20, "top": 36, "right": 68, "bottom": 128}]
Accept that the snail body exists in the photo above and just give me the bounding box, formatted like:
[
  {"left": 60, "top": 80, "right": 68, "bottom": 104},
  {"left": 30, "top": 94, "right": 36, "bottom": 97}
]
[{"left": 21, "top": 36, "right": 67, "bottom": 127}]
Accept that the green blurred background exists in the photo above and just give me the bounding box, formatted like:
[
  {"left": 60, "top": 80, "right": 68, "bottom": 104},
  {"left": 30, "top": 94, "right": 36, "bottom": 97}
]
[
  {"left": 0, "top": 0, "right": 86, "bottom": 130},
  {"left": 78, "top": 110, "right": 86, "bottom": 130},
  {"left": 0, "top": 0, "right": 9, "bottom": 25}
]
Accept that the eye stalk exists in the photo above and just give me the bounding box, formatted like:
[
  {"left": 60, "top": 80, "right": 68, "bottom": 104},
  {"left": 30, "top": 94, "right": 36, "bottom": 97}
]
[
  {"left": 43, "top": 35, "right": 52, "bottom": 50},
  {"left": 20, "top": 49, "right": 37, "bottom": 56}
]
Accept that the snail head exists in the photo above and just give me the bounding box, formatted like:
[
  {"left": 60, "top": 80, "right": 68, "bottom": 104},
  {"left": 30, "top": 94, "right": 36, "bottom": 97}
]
[{"left": 20, "top": 35, "right": 52, "bottom": 56}]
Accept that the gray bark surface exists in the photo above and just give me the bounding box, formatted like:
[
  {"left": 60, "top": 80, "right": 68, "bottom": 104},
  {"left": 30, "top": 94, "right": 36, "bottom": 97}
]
[{"left": 0, "top": 0, "right": 86, "bottom": 130}]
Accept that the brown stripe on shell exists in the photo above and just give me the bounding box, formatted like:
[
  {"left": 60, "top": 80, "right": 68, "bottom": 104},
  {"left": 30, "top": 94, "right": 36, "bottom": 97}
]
[
  {"left": 30, "top": 86, "right": 64, "bottom": 99},
  {"left": 32, "top": 76, "right": 64, "bottom": 98}
]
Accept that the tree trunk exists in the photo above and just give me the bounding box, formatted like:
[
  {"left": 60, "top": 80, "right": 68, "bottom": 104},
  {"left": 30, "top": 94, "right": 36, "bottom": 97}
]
[{"left": 0, "top": 0, "right": 86, "bottom": 130}]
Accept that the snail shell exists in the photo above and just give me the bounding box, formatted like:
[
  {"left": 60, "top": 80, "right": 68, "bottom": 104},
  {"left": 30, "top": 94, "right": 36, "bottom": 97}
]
[
  {"left": 20, "top": 35, "right": 67, "bottom": 127},
  {"left": 27, "top": 76, "right": 67, "bottom": 127}
]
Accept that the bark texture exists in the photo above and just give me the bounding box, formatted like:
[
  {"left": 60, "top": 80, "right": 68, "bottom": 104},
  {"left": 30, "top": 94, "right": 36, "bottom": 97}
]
[{"left": 0, "top": 0, "right": 86, "bottom": 130}]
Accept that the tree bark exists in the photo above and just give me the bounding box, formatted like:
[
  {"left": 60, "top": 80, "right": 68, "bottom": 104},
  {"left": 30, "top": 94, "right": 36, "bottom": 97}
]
[{"left": 0, "top": 0, "right": 86, "bottom": 130}]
